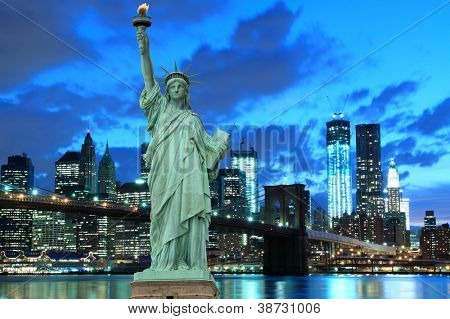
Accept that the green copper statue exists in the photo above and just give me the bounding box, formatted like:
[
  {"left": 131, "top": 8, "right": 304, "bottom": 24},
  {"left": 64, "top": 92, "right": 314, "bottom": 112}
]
[{"left": 135, "top": 4, "right": 229, "bottom": 274}]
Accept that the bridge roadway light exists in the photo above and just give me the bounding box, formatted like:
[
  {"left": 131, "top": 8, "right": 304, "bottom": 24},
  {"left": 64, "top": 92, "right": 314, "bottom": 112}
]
[
  {"left": 51, "top": 196, "right": 56, "bottom": 200},
  {"left": 247, "top": 217, "right": 253, "bottom": 222},
  {"left": 141, "top": 202, "right": 147, "bottom": 208},
  {"left": 135, "top": 178, "right": 145, "bottom": 185},
  {"left": 32, "top": 189, "right": 38, "bottom": 196}
]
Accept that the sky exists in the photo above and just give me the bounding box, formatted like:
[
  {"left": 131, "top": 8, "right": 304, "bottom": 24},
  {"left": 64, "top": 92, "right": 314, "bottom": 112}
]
[{"left": 0, "top": 0, "right": 449, "bottom": 226}]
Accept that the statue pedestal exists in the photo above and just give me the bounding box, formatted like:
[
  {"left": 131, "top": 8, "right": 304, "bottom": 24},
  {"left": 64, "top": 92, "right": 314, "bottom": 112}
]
[{"left": 130, "top": 269, "right": 219, "bottom": 299}]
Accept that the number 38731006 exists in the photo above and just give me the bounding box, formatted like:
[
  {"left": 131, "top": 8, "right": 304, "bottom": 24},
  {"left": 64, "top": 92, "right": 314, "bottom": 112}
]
[{"left": 257, "top": 302, "right": 320, "bottom": 314}]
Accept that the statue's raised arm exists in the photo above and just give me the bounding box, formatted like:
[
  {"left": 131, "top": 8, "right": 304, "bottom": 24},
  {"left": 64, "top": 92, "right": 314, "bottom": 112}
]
[
  {"left": 134, "top": 3, "right": 155, "bottom": 92},
  {"left": 136, "top": 26, "right": 155, "bottom": 92}
]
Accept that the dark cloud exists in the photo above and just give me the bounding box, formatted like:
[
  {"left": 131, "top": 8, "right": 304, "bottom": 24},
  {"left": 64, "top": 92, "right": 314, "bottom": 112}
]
[
  {"left": 382, "top": 136, "right": 445, "bottom": 168},
  {"left": 0, "top": 0, "right": 225, "bottom": 91},
  {"left": 178, "top": 3, "right": 341, "bottom": 119},
  {"left": 395, "top": 151, "right": 444, "bottom": 168},
  {"left": 383, "top": 136, "right": 417, "bottom": 158},
  {"left": 348, "top": 88, "right": 369, "bottom": 102},
  {"left": 0, "top": 1, "right": 97, "bottom": 91},
  {"left": 399, "top": 171, "right": 410, "bottom": 180},
  {"left": 352, "top": 80, "right": 418, "bottom": 121},
  {"left": 407, "top": 97, "right": 450, "bottom": 135}
]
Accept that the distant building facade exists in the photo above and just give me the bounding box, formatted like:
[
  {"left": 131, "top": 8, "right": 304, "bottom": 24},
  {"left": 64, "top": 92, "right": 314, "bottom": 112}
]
[
  {"left": 55, "top": 151, "right": 83, "bottom": 198},
  {"left": 117, "top": 182, "right": 151, "bottom": 208},
  {"left": 215, "top": 168, "right": 247, "bottom": 218},
  {"left": 420, "top": 223, "right": 449, "bottom": 260},
  {"left": 1, "top": 154, "right": 34, "bottom": 194},
  {"left": 424, "top": 210, "right": 436, "bottom": 228},
  {"left": 32, "top": 211, "right": 66, "bottom": 252},
  {"left": 0, "top": 209, "right": 32, "bottom": 251}
]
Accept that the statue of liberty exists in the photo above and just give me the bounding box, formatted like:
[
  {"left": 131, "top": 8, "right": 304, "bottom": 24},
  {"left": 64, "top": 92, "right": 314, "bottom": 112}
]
[{"left": 134, "top": 5, "right": 229, "bottom": 274}]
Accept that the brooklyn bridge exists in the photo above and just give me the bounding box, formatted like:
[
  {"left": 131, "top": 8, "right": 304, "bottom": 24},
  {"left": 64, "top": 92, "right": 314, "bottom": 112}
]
[{"left": 0, "top": 183, "right": 398, "bottom": 276}]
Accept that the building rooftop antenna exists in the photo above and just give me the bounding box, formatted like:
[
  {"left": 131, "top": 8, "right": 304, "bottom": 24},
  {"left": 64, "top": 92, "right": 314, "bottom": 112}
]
[{"left": 340, "top": 94, "right": 349, "bottom": 115}]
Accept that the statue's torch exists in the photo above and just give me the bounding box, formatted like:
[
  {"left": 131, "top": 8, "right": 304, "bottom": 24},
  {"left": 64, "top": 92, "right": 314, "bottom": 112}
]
[{"left": 132, "top": 3, "right": 152, "bottom": 28}]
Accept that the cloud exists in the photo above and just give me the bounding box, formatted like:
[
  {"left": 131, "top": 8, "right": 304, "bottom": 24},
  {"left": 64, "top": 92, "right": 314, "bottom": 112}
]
[
  {"left": 352, "top": 80, "right": 418, "bottom": 121},
  {"left": 348, "top": 88, "right": 369, "bottom": 102},
  {"left": 407, "top": 97, "right": 450, "bottom": 135},
  {"left": 175, "top": 3, "right": 341, "bottom": 119},
  {"left": 382, "top": 136, "right": 445, "bottom": 168},
  {"left": 0, "top": 1, "right": 97, "bottom": 91},
  {"left": 396, "top": 151, "right": 444, "bottom": 168},
  {"left": 383, "top": 136, "right": 417, "bottom": 158}
]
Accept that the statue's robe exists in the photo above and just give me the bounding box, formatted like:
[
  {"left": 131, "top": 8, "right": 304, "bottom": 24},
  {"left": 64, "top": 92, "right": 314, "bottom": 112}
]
[{"left": 140, "top": 84, "right": 228, "bottom": 271}]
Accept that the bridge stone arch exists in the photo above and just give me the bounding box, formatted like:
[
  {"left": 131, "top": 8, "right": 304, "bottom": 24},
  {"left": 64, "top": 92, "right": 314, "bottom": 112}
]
[{"left": 263, "top": 184, "right": 309, "bottom": 275}]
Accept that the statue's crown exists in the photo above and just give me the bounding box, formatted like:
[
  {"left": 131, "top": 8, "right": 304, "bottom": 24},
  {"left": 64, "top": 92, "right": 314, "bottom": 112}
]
[{"left": 158, "top": 61, "right": 200, "bottom": 86}]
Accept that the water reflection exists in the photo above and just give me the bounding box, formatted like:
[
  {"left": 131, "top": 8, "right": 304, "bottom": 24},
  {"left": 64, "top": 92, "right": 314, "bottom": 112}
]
[{"left": 0, "top": 274, "right": 448, "bottom": 299}]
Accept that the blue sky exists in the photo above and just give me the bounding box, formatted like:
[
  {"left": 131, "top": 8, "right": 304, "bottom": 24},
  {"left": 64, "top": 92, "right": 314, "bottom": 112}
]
[{"left": 0, "top": 0, "right": 449, "bottom": 225}]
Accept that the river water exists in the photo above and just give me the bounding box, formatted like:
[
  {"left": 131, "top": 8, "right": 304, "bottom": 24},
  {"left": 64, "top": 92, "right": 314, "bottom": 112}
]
[{"left": 0, "top": 274, "right": 448, "bottom": 299}]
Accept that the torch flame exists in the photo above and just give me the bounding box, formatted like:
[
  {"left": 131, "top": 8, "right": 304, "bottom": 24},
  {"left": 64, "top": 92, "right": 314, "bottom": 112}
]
[{"left": 137, "top": 3, "right": 150, "bottom": 16}]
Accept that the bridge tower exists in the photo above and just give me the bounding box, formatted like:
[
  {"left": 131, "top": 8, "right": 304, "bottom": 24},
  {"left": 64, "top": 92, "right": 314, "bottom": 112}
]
[{"left": 263, "top": 184, "right": 309, "bottom": 275}]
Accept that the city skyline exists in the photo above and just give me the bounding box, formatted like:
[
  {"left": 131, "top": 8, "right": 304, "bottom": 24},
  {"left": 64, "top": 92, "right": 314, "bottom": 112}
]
[{"left": 0, "top": 1, "right": 449, "bottom": 226}]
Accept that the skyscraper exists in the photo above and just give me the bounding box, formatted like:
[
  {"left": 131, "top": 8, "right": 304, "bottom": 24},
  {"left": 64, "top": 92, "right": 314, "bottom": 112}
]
[
  {"left": 80, "top": 131, "right": 97, "bottom": 194},
  {"left": 420, "top": 222, "right": 449, "bottom": 260},
  {"left": 32, "top": 211, "right": 66, "bottom": 252},
  {"left": 231, "top": 147, "right": 258, "bottom": 216},
  {"left": 424, "top": 210, "right": 436, "bottom": 228},
  {"left": 55, "top": 151, "right": 83, "bottom": 198},
  {"left": 216, "top": 168, "right": 247, "bottom": 218},
  {"left": 356, "top": 124, "right": 384, "bottom": 244},
  {"left": 140, "top": 143, "right": 150, "bottom": 180},
  {"left": 400, "top": 198, "right": 410, "bottom": 231},
  {"left": 98, "top": 142, "right": 117, "bottom": 199},
  {"left": 356, "top": 124, "right": 383, "bottom": 216},
  {"left": 0, "top": 209, "right": 32, "bottom": 251},
  {"left": 386, "top": 158, "right": 401, "bottom": 213},
  {"left": 326, "top": 113, "right": 352, "bottom": 225},
  {"left": 1, "top": 154, "right": 34, "bottom": 194},
  {"left": 384, "top": 158, "right": 407, "bottom": 245}
]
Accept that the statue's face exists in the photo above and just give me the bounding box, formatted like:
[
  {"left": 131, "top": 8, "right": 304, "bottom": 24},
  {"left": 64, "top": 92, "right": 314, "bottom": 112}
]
[{"left": 167, "top": 80, "right": 187, "bottom": 101}]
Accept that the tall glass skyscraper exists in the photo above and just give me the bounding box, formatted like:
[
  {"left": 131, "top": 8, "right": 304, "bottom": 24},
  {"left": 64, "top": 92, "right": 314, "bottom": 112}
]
[
  {"left": 326, "top": 113, "right": 352, "bottom": 225},
  {"left": 356, "top": 124, "right": 383, "bottom": 216},
  {"left": 231, "top": 147, "right": 258, "bottom": 216}
]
